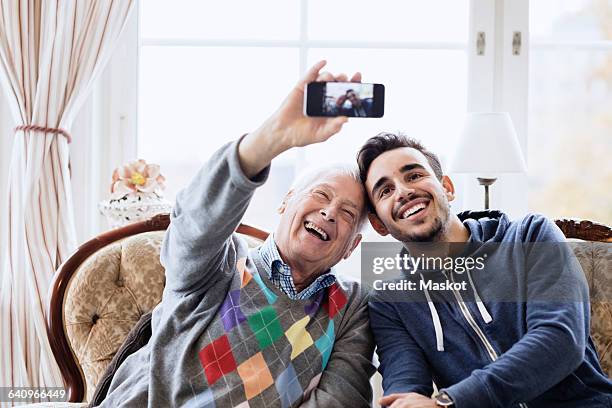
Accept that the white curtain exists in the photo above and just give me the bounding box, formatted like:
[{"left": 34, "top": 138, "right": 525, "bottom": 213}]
[{"left": 0, "top": 0, "right": 135, "bottom": 403}]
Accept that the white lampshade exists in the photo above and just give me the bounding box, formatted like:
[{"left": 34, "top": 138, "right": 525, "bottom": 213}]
[{"left": 450, "top": 112, "right": 527, "bottom": 174}]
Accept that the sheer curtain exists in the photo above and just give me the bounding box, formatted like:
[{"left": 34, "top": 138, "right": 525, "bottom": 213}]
[{"left": 0, "top": 0, "right": 135, "bottom": 402}]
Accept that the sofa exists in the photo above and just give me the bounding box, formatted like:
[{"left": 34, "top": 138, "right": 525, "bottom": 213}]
[{"left": 30, "top": 216, "right": 612, "bottom": 406}]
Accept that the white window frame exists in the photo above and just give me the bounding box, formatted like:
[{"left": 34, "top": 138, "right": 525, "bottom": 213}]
[
  {"left": 460, "top": 0, "right": 529, "bottom": 218},
  {"left": 138, "top": 0, "right": 469, "bottom": 174},
  {"left": 67, "top": 0, "right": 536, "bottom": 242}
]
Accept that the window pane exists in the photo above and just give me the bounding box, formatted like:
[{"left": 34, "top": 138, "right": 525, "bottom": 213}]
[
  {"left": 304, "top": 49, "right": 467, "bottom": 168},
  {"left": 528, "top": 49, "right": 612, "bottom": 224},
  {"left": 138, "top": 46, "right": 299, "bottom": 229},
  {"left": 141, "top": 0, "right": 300, "bottom": 41},
  {"left": 308, "top": 0, "right": 469, "bottom": 43},
  {"left": 530, "top": 0, "right": 612, "bottom": 42}
]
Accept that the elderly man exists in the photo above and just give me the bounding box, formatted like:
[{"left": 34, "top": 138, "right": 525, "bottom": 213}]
[
  {"left": 98, "top": 62, "right": 375, "bottom": 407},
  {"left": 357, "top": 133, "right": 612, "bottom": 408}
]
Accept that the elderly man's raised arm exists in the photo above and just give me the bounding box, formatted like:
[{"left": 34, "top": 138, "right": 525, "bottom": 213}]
[
  {"left": 160, "top": 60, "right": 351, "bottom": 294},
  {"left": 159, "top": 136, "right": 271, "bottom": 294}
]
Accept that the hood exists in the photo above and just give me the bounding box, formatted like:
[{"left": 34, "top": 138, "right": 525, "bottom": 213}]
[{"left": 457, "top": 210, "right": 511, "bottom": 243}]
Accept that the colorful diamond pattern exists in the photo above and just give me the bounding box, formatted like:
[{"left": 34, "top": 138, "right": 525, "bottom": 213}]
[
  {"left": 315, "top": 320, "right": 335, "bottom": 370},
  {"left": 304, "top": 290, "right": 325, "bottom": 317},
  {"left": 237, "top": 352, "right": 274, "bottom": 399},
  {"left": 237, "top": 257, "right": 252, "bottom": 288},
  {"left": 247, "top": 306, "right": 283, "bottom": 350},
  {"left": 275, "top": 363, "right": 303, "bottom": 408},
  {"left": 252, "top": 271, "right": 278, "bottom": 304},
  {"left": 199, "top": 334, "right": 237, "bottom": 385},
  {"left": 285, "top": 315, "right": 313, "bottom": 359},
  {"left": 191, "top": 388, "right": 215, "bottom": 408},
  {"left": 193, "top": 257, "right": 348, "bottom": 405},
  {"left": 219, "top": 290, "right": 246, "bottom": 331},
  {"left": 324, "top": 283, "right": 347, "bottom": 318},
  {"left": 241, "top": 269, "right": 253, "bottom": 288}
]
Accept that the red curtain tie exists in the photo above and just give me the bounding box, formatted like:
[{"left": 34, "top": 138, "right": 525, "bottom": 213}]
[{"left": 14, "top": 124, "right": 72, "bottom": 143}]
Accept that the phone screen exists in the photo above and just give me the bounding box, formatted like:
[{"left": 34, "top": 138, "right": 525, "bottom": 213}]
[{"left": 305, "top": 82, "right": 384, "bottom": 118}]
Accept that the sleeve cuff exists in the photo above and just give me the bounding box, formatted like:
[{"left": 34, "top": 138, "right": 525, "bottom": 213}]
[
  {"left": 228, "top": 134, "right": 271, "bottom": 191},
  {"left": 442, "top": 374, "right": 492, "bottom": 408},
  {"left": 384, "top": 384, "right": 432, "bottom": 398}
]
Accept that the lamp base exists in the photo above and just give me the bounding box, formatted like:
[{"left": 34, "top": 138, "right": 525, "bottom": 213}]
[{"left": 477, "top": 177, "right": 497, "bottom": 210}]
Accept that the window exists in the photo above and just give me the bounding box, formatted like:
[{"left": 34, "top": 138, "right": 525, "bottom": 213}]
[
  {"left": 138, "top": 0, "right": 470, "bottom": 233},
  {"left": 528, "top": 0, "right": 612, "bottom": 224}
]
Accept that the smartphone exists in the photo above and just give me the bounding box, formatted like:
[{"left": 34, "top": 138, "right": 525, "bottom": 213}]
[{"left": 304, "top": 82, "right": 385, "bottom": 118}]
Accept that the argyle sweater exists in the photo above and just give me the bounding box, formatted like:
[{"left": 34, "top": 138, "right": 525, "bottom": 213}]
[{"left": 99, "top": 137, "right": 375, "bottom": 407}]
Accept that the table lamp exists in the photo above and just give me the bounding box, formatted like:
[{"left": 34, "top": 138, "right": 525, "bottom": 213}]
[{"left": 450, "top": 112, "right": 527, "bottom": 210}]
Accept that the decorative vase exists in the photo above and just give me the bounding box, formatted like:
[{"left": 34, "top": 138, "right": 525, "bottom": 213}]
[{"left": 99, "top": 192, "right": 172, "bottom": 229}]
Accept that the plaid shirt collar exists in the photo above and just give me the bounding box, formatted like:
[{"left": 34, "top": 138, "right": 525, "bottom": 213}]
[{"left": 258, "top": 234, "right": 337, "bottom": 300}]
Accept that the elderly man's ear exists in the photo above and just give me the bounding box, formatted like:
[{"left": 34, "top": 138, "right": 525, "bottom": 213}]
[
  {"left": 343, "top": 233, "right": 362, "bottom": 260},
  {"left": 278, "top": 190, "right": 294, "bottom": 214}
]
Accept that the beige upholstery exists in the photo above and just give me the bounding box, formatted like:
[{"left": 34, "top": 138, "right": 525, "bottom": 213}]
[
  {"left": 569, "top": 241, "right": 612, "bottom": 376},
  {"left": 64, "top": 231, "right": 167, "bottom": 401}
]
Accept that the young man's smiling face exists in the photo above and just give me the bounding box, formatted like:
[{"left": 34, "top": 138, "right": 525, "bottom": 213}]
[{"left": 364, "top": 147, "right": 456, "bottom": 242}]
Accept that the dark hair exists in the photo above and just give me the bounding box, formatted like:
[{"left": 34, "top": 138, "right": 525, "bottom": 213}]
[{"left": 357, "top": 131, "right": 444, "bottom": 186}]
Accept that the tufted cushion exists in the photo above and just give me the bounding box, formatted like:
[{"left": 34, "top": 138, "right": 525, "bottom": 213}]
[
  {"left": 64, "top": 231, "right": 166, "bottom": 401},
  {"left": 569, "top": 241, "right": 611, "bottom": 377}
]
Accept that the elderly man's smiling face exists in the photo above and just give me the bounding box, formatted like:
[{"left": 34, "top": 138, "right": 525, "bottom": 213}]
[{"left": 275, "top": 172, "right": 365, "bottom": 273}]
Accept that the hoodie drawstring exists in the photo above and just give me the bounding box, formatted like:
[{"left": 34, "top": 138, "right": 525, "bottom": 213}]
[
  {"left": 420, "top": 273, "right": 444, "bottom": 351},
  {"left": 466, "top": 270, "right": 493, "bottom": 324},
  {"left": 420, "top": 270, "right": 494, "bottom": 353}
]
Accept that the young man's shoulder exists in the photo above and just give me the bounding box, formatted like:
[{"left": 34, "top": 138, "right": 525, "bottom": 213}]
[
  {"left": 505, "top": 212, "right": 566, "bottom": 243},
  {"left": 459, "top": 210, "right": 564, "bottom": 243}
]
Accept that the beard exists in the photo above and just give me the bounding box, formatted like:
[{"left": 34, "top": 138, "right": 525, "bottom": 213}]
[
  {"left": 388, "top": 197, "right": 451, "bottom": 243},
  {"left": 389, "top": 215, "right": 444, "bottom": 242}
]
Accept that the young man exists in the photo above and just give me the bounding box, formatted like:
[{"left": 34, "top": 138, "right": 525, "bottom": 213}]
[
  {"left": 98, "top": 62, "right": 375, "bottom": 407},
  {"left": 357, "top": 133, "right": 612, "bottom": 407}
]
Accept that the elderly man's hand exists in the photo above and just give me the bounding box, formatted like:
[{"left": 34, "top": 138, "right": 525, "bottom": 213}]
[
  {"left": 267, "top": 60, "right": 361, "bottom": 149},
  {"left": 379, "top": 393, "right": 439, "bottom": 408},
  {"left": 238, "top": 61, "right": 361, "bottom": 178}
]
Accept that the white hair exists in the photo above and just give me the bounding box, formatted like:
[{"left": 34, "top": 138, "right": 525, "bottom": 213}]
[{"left": 288, "top": 163, "right": 368, "bottom": 232}]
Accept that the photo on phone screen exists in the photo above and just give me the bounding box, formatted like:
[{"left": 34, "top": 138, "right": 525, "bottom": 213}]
[{"left": 305, "top": 82, "right": 384, "bottom": 118}]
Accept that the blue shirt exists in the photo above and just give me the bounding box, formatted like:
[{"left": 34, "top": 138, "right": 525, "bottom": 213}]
[{"left": 258, "top": 235, "right": 336, "bottom": 300}]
